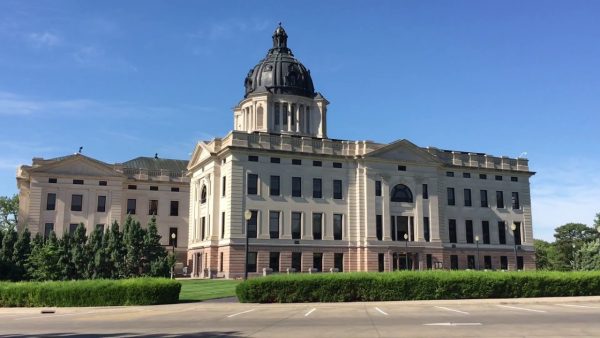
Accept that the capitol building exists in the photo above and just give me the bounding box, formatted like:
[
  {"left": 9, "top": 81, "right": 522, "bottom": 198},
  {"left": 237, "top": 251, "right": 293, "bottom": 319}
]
[{"left": 17, "top": 25, "right": 535, "bottom": 278}]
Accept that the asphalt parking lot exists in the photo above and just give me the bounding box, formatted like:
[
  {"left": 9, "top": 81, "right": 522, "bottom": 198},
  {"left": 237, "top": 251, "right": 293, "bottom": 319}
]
[{"left": 2, "top": 296, "right": 600, "bottom": 337}]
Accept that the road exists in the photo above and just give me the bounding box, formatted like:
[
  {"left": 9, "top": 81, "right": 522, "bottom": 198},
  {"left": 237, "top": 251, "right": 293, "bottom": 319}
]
[{"left": 2, "top": 296, "right": 600, "bottom": 337}]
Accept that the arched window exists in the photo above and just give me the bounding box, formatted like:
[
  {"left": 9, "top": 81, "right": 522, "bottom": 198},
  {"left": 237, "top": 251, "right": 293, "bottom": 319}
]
[
  {"left": 257, "top": 106, "right": 264, "bottom": 129},
  {"left": 391, "top": 184, "right": 413, "bottom": 203},
  {"left": 200, "top": 185, "right": 207, "bottom": 204}
]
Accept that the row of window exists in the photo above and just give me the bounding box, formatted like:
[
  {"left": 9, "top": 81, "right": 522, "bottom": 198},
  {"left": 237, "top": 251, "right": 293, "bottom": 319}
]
[
  {"left": 247, "top": 175, "right": 343, "bottom": 199},
  {"left": 446, "top": 172, "right": 519, "bottom": 182},
  {"left": 447, "top": 188, "right": 520, "bottom": 209},
  {"left": 248, "top": 155, "right": 344, "bottom": 168},
  {"left": 46, "top": 193, "right": 180, "bottom": 216},
  {"left": 42, "top": 223, "right": 180, "bottom": 246},
  {"left": 245, "top": 251, "right": 344, "bottom": 273},
  {"left": 449, "top": 254, "right": 524, "bottom": 270},
  {"left": 448, "top": 220, "right": 522, "bottom": 245},
  {"left": 47, "top": 178, "right": 181, "bottom": 192}
]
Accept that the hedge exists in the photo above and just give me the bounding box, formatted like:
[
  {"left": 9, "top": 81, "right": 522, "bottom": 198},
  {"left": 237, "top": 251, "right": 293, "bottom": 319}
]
[
  {"left": 0, "top": 278, "right": 181, "bottom": 307},
  {"left": 236, "top": 270, "right": 600, "bottom": 303}
]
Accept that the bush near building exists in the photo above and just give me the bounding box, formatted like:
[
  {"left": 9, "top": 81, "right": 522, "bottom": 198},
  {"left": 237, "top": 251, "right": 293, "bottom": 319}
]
[
  {"left": 0, "top": 278, "right": 181, "bottom": 307},
  {"left": 236, "top": 270, "right": 600, "bottom": 303}
]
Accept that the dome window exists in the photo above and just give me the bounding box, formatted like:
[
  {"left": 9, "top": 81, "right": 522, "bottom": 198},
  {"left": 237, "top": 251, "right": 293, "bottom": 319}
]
[{"left": 391, "top": 184, "right": 413, "bottom": 203}]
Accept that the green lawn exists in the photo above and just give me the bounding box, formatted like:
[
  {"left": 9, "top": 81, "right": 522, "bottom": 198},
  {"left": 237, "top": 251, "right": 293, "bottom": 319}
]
[{"left": 178, "top": 279, "right": 241, "bottom": 302}]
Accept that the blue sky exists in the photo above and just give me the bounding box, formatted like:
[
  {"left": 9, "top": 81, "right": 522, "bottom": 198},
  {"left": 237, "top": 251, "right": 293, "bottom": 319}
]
[{"left": 1, "top": 1, "right": 599, "bottom": 241}]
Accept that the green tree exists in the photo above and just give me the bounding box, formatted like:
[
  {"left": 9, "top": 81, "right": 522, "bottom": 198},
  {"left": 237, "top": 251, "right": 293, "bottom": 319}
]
[
  {"left": 70, "top": 223, "right": 88, "bottom": 279},
  {"left": 533, "top": 239, "right": 559, "bottom": 270},
  {"left": 553, "top": 223, "right": 597, "bottom": 270},
  {"left": 0, "top": 226, "right": 17, "bottom": 280},
  {"left": 26, "top": 231, "right": 61, "bottom": 281},
  {"left": 142, "top": 216, "right": 167, "bottom": 276},
  {"left": 11, "top": 228, "right": 31, "bottom": 280},
  {"left": 105, "top": 220, "right": 125, "bottom": 278},
  {"left": 87, "top": 226, "right": 109, "bottom": 279},
  {"left": 123, "top": 215, "right": 146, "bottom": 277},
  {"left": 57, "top": 232, "right": 76, "bottom": 280},
  {"left": 574, "top": 239, "right": 600, "bottom": 270},
  {"left": 0, "top": 195, "right": 18, "bottom": 231}
]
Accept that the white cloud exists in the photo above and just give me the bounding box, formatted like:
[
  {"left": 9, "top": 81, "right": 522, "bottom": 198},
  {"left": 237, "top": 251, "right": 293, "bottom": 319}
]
[
  {"left": 27, "top": 31, "right": 62, "bottom": 48},
  {"left": 531, "top": 159, "right": 600, "bottom": 242},
  {"left": 0, "top": 91, "right": 97, "bottom": 116}
]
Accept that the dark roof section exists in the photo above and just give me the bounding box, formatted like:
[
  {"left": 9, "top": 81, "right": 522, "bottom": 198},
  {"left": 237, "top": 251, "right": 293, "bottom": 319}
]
[{"left": 122, "top": 157, "right": 188, "bottom": 172}]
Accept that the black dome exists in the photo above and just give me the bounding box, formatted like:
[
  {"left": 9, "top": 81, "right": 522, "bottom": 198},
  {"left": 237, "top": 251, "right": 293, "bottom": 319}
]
[{"left": 244, "top": 24, "right": 315, "bottom": 98}]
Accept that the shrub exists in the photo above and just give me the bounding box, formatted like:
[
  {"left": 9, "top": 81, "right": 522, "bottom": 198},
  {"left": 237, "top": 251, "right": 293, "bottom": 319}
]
[
  {"left": 0, "top": 278, "right": 181, "bottom": 307},
  {"left": 236, "top": 270, "right": 600, "bottom": 303}
]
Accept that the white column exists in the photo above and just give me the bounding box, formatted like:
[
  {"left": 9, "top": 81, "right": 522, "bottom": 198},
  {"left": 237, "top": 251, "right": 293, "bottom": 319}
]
[
  {"left": 382, "top": 179, "right": 392, "bottom": 241},
  {"left": 295, "top": 104, "right": 300, "bottom": 132},
  {"left": 287, "top": 103, "right": 292, "bottom": 131}
]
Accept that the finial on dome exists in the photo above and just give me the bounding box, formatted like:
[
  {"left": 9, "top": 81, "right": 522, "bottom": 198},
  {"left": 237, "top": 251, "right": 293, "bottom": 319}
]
[{"left": 272, "top": 23, "right": 288, "bottom": 50}]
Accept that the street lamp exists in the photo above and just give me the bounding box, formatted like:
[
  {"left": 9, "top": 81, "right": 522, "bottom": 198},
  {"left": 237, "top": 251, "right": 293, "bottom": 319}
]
[
  {"left": 475, "top": 235, "right": 480, "bottom": 270},
  {"left": 510, "top": 223, "right": 518, "bottom": 270},
  {"left": 244, "top": 209, "right": 253, "bottom": 280},
  {"left": 403, "top": 233, "right": 409, "bottom": 270},
  {"left": 170, "top": 232, "right": 177, "bottom": 279}
]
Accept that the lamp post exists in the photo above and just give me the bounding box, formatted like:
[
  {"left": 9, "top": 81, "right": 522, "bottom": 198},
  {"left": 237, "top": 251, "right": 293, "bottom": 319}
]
[
  {"left": 510, "top": 223, "right": 518, "bottom": 270},
  {"left": 243, "top": 209, "right": 253, "bottom": 280},
  {"left": 403, "top": 233, "right": 409, "bottom": 270},
  {"left": 475, "top": 235, "right": 480, "bottom": 270},
  {"left": 170, "top": 232, "right": 177, "bottom": 279}
]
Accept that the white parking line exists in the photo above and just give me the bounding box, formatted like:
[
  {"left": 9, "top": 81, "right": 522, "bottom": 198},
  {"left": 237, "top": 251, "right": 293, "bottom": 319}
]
[
  {"left": 374, "top": 307, "right": 388, "bottom": 316},
  {"left": 556, "top": 304, "right": 600, "bottom": 309},
  {"left": 497, "top": 305, "right": 547, "bottom": 313},
  {"left": 424, "top": 322, "right": 482, "bottom": 326},
  {"left": 434, "top": 306, "right": 470, "bottom": 315},
  {"left": 227, "top": 308, "right": 256, "bottom": 318},
  {"left": 305, "top": 308, "right": 317, "bottom": 317}
]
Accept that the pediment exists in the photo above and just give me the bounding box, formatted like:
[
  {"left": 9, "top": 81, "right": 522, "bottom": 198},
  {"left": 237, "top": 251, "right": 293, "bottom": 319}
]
[
  {"left": 31, "top": 155, "right": 121, "bottom": 177},
  {"left": 188, "top": 142, "right": 214, "bottom": 170},
  {"left": 364, "top": 139, "right": 441, "bottom": 164}
]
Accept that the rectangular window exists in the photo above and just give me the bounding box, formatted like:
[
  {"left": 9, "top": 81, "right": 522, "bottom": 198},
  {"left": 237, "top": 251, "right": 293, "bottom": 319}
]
[
  {"left": 247, "top": 210, "right": 258, "bottom": 239},
  {"left": 480, "top": 190, "right": 488, "bottom": 207},
  {"left": 422, "top": 184, "right": 428, "bottom": 199},
  {"left": 73, "top": 179, "right": 84, "bottom": 185},
  {"left": 449, "top": 219, "right": 457, "bottom": 243},
  {"left": 312, "top": 213, "right": 323, "bottom": 240},
  {"left": 500, "top": 256, "right": 508, "bottom": 270},
  {"left": 71, "top": 194, "right": 83, "bottom": 212},
  {"left": 219, "top": 252, "right": 224, "bottom": 272},
  {"left": 127, "top": 199, "right": 136, "bottom": 214},
  {"left": 495, "top": 175, "right": 503, "bottom": 181},
  {"left": 313, "top": 253, "right": 323, "bottom": 272},
  {"left": 398, "top": 165, "right": 407, "bottom": 171},
  {"left": 375, "top": 180, "right": 382, "bottom": 197},
  {"left": 479, "top": 174, "right": 487, "bottom": 180},
  {"left": 269, "top": 211, "right": 280, "bottom": 239},
  {"left": 247, "top": 252, "right": 257, "bottom": 273},
  {"left": 48, "top": 178, "right": 57, "bottom": 183},
  {"left": 222, "top": 176, "right": 226, "bottom": 196},
  {"left": 247, "top": 173, "right": 258, "bottom": 195},
  {"left": 270, "top": 175, "right": 280, "bottom": 196},
  {"left": 447, "top": 187, "right": 455, "bottom": 206},
  {"left": 514, "top": 222, "right": 522, "bottom": 245},
  {"left": 512, "top": 192, "right": 520, "bottom": 209},
  {"left": 44, "top": 223, "right": 54, "bottom": 240},
  {"left": 269, "top": 252, "right": 280, "bottom": 272},
  {"left": 292, "top": 177, "right": 302, "bottom": 197},
  {"left": 466, "top": 220, "right": 474, "bottom": 243},
  {"left": 248, "top": 155, "right": 258, "bottom": 162},
  {"left": 450, "top": 255, "right": 459, "bottom": 270},
  {"left": 446, "top": 171, "right": 454, "bottom": 177},
  {"left": 511, "top": 176, "right": 519, "bottom": 182},
  {"left": 292, "top": 252, "right": 302, "bottom": 272},
  {"left": 482, "top": 221, "right": 490, "bottom": 244},
  {"left": 270, "top": 157, "right": 280, "bottom": 163},
  {"left": 376, "top": 215, "right": 383, "bottom": 241},
  {"left": 334, "top": 253, "right": 344, "bottom": 272},
  {"left": 312, "top": 160, "right": 322, "bottom": 167},
  {"left": 378, "top": 253, "right": 385, "bottom": 272},
  {"left": 484, "top": 256, "right": 492, "bottom": 270},
  {"left": 390, "top": 215, "right": 396, "bottom": 241},
  {"left": 426, "top": 254, "right": 433, "bottom": 270},
  {"left": 333, "top": 180, "right": 343, "bottom": 199},
  {"left": 423, "top": 217, "right": 430, "bottom": 242},
  {"left": 333, "top": 214, "right": 343, "bottom": 240},
  {"left": 171, "top": 187, "right": 179, "bottom": 192},
  {"left": 464, "top": 188, "right": 472, "bottom": 207},
  {"left": 96, "top": 224, "right": 105, "bottom": 232},
  {"left": 97, "top": 195, "right": 106, "bottom": 212},
  {"left": 467, "top": 255, "right": 476, "bottom": 269},
  {"left": 292, "top": 159, "right": 302, "bottom": 165},
  {"left": 333, "top": 162, "right": 343, "bottom": 168},
  {"left": 149, "top": 200, "right": 158, "bottom": 215},
  {"left": 274, "top": 103, "right": 280, "bottom": 125},
  {"left": 221, "top": 212, "right": 225, "bottom": 239},
  {"left": 69, "top": 223, "right": 79, "bottom": 234},
  {"left": 517, "top": 256, "right": 524, "bottom": 270},
  {"left": 150, "top": 186, "right": 158, "bottom": 191},
  {"left": 463, "top": 172, "right": 471, "bottom": 178},
  {"left": 169, "top": 227, "right": 178, "bottom": 247},
  {"left": 170, "top": 201, "right": 179, "bottom": 216},
  {"left": 312, "top": 178, "right": 322, "bottom": 198},
  {"left": 291, "top": 212, "right": 302, "bottom": 239},
  {"left": 46, "top": 193, "right": 56, "bottom": 210},
  {"left": 498, "top": 221, "right": 506, "bottom": 244},
  {"left": 99, "top": 180, "right": 107, "bottom": 186},
  {"left": 496, "top": 191, "right": 505, "bottom": 208},
  {"left": 128, "top": 185, "right": 137, "bottom": 190},
  {"left": 201, "top": 217, "right": 206, "bottom": 240}
]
